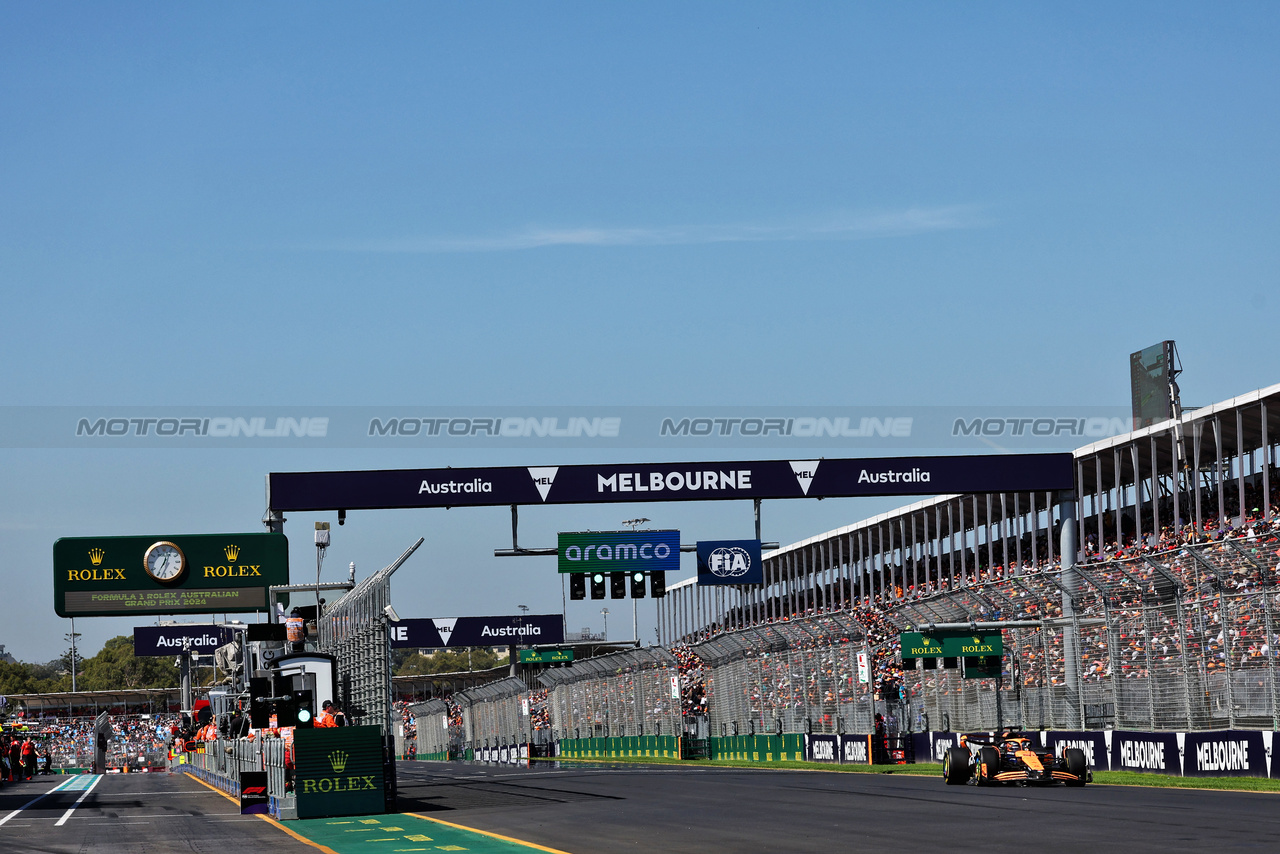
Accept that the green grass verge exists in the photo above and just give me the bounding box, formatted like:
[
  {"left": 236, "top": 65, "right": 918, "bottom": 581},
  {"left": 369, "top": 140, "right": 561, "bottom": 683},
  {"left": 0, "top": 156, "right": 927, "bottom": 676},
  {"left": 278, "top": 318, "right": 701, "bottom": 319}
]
[
  {"left": 531, "top": 755, "right": 1280, "bottom": 791},
  {"left": 1091, "top": 770, "right": 1280, "bottom": 792}
]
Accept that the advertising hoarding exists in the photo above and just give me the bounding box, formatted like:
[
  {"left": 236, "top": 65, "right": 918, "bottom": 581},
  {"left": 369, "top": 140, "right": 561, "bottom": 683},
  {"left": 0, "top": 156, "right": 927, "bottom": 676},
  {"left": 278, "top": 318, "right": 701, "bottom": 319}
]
[
  {"left": 133, "top": 625, "right": 235, "bottom": 656},
  {"left": 557, "top": 530, "right": 680, "bottom": 574},
  {"left": 388, "top": 615, "right": 564, "bottom": 649},
  {"left": 53, "top": 533, "right": 289, "bottom": 617},
  {"left": 292, "top": 726, "right": 385, "bottom": 819},
  {"left": 517, "top": 648, "right": 574, "bottom": 664},
  {"left": 899, "top": 631, "right": 1003, "bottom": 659},
  {"left": 268, "top": 453, "right": 1075, "bottom": 512}
]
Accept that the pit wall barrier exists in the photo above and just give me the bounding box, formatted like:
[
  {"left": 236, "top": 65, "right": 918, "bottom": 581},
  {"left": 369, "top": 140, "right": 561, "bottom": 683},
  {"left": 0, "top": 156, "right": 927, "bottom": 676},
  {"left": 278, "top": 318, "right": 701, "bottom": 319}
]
[
  {"left": 421, "top": 729, "right": 1280, "bottom": 777},
  {"left": 526, "top": 735, "right": 880, "bottom": 763},
  {"left": 920, "top": 729, "right": 1280, "bottom": 778},
  {"left": 179, "top": 727, "right": 388, "bottom": 819},
  {"left": 556, "top": 736, "right": 683, "bottom": 760},
  {"left": 712, "top": 734, "right": 806, "bottom": 762}
]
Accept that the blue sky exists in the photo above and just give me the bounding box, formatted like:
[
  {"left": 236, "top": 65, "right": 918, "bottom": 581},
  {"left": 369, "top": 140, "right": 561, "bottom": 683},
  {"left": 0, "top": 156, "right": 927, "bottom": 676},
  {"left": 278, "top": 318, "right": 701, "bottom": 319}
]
[{"left": 1, "top": 3, "right": 1277, "bottom": 662}]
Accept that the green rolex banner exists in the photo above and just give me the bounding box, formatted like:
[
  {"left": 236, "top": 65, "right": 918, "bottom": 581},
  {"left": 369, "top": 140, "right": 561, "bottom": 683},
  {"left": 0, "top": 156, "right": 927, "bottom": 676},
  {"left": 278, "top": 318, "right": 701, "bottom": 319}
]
[
  {"left": 899, "top": 631, "right": 1003, "bottom": 659},
  {"left": 53, "top": 532, "right": 288, "bottom": 617},
  {"left": 293, "top": 726, "right": 385, "bottom": 819}
]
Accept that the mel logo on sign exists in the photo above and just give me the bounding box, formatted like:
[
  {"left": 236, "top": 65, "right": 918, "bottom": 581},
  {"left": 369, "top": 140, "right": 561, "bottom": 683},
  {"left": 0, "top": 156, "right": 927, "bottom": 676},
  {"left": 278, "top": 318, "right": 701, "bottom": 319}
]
[{"left": 696, "top": 539, "right": 763, "bottom": 586}]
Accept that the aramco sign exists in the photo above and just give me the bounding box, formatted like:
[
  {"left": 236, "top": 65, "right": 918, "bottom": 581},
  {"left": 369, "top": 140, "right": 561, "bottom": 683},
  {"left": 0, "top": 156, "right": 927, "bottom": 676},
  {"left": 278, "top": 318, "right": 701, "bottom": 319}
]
[{"left": 556, "top": 530, "right": 680, "bottom": 574}]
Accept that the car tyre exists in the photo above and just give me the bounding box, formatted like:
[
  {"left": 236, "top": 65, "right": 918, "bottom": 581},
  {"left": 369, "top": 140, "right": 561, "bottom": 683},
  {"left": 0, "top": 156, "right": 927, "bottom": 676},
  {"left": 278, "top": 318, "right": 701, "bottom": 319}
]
[
  {"left": 943, "top": 746, "right": 970, "bottom": 785},
  {"left": 1064, "top": 748, "right": 1087, "bottom": 786}
]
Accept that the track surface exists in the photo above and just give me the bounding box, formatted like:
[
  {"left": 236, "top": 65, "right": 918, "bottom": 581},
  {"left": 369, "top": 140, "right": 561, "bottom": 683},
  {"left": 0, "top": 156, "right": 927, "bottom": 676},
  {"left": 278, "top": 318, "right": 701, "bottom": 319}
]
[
  {"left": 2, "top": 762, "right": 1278, "bottom": 853},
  {"left": 396, "top": 760, "right": 1280, "bottom": 854},
  {"left": 0, "top": 772, "right": 312, "bottom": 854}
]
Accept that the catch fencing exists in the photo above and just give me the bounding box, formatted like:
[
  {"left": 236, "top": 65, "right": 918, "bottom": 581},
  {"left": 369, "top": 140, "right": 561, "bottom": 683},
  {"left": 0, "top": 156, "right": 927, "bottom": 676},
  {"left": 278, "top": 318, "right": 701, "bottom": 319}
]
[
  {"left": 899, "top": 534, "right": 1280, "bottom": 732},
  {"left": 684, "top": 534, "right": 1280, "bottom": 734},
  {"left": 451, "top": 649, "right": 686, "bottom": 750},
  {"left": 693, "top": 612, "right": 881, "bottom": 737},
  {"left": 316, "top": 538, "right": 422, "bottom": 733},
  {"left": 448, "top": 535, "right": 1280, "bottom": 743},
  {"left": 406, "top": 698, "right": 456, "bottom": 759},
  {"left": 454, "top": 678, "right": 529, "bottom": 750},
  {"left": 538, "top": 648, "right": 684, "bottom": 739}
]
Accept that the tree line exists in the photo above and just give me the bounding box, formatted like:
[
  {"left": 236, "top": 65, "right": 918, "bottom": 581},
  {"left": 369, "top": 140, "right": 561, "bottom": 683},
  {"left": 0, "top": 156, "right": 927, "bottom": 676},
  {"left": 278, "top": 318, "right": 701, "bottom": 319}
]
[
  {"left": 0, "top": 640, "right": 511, "bottom": 696},
  {"left": 0, "top": 636, "right": 179, "bottom": 695}
]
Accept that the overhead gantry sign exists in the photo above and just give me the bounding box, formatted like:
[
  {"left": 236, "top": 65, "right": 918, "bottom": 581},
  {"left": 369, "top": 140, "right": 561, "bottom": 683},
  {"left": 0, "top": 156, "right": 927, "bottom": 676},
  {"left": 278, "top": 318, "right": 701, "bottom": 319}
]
[{"left": 266, "top": 453, "right": 1074, "bottom": 513}]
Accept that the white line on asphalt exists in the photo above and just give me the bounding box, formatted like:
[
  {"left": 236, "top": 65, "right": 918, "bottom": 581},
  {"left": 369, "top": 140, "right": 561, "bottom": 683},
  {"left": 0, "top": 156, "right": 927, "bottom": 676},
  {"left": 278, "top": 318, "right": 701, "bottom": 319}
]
[
  {"left": 54, "top": 775, "right": 103, "bottom": 826},
  {"left": 83, "top": 822, "right": 153, "bottom": 826},
  {"left": 0, "top": 777, "right": 79, "bottom": 827},
  {"left": 25, "top": 812, "right": 241, "bottom": 821}
]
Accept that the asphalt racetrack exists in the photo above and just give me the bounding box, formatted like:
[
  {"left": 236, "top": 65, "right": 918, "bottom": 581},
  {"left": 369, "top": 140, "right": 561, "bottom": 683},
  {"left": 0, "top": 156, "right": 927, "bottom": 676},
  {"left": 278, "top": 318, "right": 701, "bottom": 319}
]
[
  {"left": 0, "top": 770, "right": 314, "bottom": 854},
  {"left": 2, "top": 761, "right": 1279, "bottom": 854}
]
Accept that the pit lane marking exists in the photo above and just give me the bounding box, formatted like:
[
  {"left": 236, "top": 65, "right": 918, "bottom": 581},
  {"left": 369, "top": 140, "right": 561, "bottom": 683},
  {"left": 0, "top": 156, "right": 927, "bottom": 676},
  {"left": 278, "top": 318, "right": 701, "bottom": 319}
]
[
  {"left": 0, "top": 775, "right": 81, "bottom": 826},
  {"left": 55, "top": 774, "right": 104, "bottom": 826}
]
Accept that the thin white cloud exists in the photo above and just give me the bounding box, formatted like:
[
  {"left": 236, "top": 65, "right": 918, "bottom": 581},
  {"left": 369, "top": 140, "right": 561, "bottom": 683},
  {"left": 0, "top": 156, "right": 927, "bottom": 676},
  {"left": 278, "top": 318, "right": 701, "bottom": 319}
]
[{"left": 331, "top": 205, "right": 986, "bottom": 253}]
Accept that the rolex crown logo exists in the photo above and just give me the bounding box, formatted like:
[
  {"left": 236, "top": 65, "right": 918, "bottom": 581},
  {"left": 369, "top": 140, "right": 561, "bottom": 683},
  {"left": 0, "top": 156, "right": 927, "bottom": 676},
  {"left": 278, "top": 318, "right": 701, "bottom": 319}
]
[
  {"left": 224, "top": 544, "right": 240, "bottom": 561},
  {"left": 328, "top": 750, "right": 348, "bottom": 773},
  {"left": 973, "top": 636, "right": 982, "bottom": 645},
  {"left": 88, "top": 548, "right": 105, "bottom": 566}
]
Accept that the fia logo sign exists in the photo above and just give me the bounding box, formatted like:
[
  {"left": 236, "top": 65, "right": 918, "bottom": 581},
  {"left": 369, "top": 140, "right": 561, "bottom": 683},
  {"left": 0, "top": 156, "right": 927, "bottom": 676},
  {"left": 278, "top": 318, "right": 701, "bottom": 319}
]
[{"left": 707, "top": 547, "right": 752, "bottom": 578}]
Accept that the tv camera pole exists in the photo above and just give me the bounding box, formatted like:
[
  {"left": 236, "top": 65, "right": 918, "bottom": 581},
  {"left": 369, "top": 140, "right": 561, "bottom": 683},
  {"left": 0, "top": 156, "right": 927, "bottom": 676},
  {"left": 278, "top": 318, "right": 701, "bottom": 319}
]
[{"left": 622, "top": 518, "right": 649, "bottom": 644}]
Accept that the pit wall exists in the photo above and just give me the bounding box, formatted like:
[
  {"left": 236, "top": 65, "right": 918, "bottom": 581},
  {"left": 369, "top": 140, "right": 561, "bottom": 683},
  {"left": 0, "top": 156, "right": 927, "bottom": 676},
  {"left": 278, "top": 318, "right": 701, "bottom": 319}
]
[
  {"left": 556, "top": 736, "right": 683, "bottom": 760},
  {"left": 412, "top": 729, "right": 1280, "bottom": 778}
]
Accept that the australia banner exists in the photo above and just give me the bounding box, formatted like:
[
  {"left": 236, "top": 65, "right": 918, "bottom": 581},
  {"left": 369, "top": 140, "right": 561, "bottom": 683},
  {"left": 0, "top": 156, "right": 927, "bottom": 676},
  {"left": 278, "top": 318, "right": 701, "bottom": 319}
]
[
  {"left": 389, "top": 615, "right": 564, "bottom": 649},
  {"left": 133, "top": 625, "right": 235, "bottom": 656}
]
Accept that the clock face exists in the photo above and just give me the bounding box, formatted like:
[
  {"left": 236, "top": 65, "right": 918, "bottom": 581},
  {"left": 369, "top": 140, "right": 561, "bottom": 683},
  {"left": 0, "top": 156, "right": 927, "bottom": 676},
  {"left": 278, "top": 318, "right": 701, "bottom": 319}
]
[{"left": 144, "top": 541, "right": 186, "bottom": 582}]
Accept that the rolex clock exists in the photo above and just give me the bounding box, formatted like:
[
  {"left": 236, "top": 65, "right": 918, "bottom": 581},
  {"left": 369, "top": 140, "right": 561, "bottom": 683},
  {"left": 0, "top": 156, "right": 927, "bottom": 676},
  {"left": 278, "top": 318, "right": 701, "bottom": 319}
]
[{"left": 143, "top": 540, "right": 186, "bottom": 583}]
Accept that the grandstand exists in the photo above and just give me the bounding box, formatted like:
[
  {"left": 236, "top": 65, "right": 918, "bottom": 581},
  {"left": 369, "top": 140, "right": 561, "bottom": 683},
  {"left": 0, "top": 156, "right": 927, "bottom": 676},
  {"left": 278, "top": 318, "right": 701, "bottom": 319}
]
[
  {"left": 414, "top": 384, "right": 1280, "bottom": 757},
  {"left": 647, "top": 382, "right": 1280, "bottom": 734}
]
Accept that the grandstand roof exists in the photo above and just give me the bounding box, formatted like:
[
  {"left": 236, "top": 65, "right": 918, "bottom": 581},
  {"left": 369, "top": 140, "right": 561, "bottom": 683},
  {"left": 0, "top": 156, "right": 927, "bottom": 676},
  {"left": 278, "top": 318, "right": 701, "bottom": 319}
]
[
  {"left": 762, "top": 382, "right": 1280, "bottom": 560},
  {"left": 5, "top": 688, "right": 181, "bottom": 715},
  {"left": 1075, "top": 381, "right": 1280, "bottom": 457},
  {"left": 1074, "top": 381, "right": 1280, "bottom": 495}
]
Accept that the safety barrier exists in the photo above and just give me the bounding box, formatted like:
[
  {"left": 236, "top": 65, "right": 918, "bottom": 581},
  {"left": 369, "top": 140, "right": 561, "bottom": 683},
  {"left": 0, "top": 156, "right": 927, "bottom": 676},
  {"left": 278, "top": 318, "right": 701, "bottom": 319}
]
[
  {"left": 557, "top": 735, "right": 683, "bottom": 760},
  {"left": 177, "top": 737, "right": 293, "bottom": 817}
]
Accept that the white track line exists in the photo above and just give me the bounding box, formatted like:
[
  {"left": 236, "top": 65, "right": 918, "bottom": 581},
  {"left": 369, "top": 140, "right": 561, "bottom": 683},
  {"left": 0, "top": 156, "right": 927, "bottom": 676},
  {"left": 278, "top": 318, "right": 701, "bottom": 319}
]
[
  {"left": 54, "top": 775, "right": 103, "bottom": 827},
  {"left": 0, "top": 777, "right": 80, "bottom": 827}
]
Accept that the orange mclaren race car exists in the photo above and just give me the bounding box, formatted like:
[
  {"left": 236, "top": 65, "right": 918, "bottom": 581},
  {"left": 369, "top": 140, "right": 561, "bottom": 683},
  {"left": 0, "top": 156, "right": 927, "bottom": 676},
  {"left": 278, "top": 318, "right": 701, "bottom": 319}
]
[{"left": 942, "top": 732, "right": 1089, "bottom": 787}]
